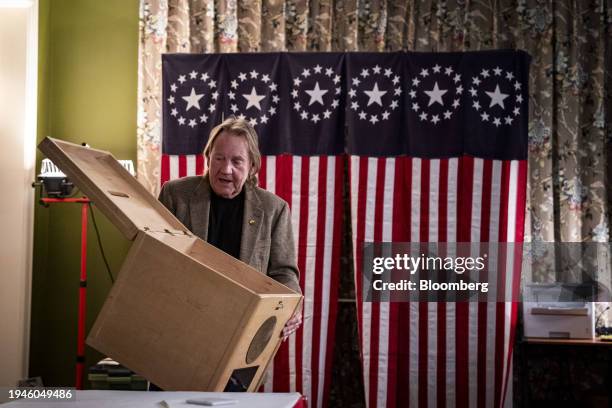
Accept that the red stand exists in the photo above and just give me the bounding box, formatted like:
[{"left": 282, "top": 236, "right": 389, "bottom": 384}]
[{"left": 41, "top": 197, "right": 91, "bottom": 390}]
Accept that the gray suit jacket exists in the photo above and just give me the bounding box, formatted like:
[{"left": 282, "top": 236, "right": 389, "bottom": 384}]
[{"left": 158, "top": 176, "right": 301, "bottom": 293}]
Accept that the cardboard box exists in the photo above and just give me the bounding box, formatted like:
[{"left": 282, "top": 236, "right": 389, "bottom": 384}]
[{"left": 38, "top": 137, "right": 302, "bottom": 391}]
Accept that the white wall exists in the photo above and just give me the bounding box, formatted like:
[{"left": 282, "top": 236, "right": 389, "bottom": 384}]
[{"left": 0, "top": 0, "right": 37, "bottom": 391}]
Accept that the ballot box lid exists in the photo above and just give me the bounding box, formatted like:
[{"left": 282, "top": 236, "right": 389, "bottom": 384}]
[{"left": 38, "top": 137, "right": 189, "bottom": 240}]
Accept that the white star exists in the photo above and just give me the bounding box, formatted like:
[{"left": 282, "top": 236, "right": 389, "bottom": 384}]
[
  {"left": 238, "top": 73, "right": 247, "bottom": 81},
  {"left": 390, "top": 100, "right": 399, "bottom": 110},
  {"left": 208, "top": 80, "right": 216, "bottom": 88},
  {"left": 364, "top": 82, "right": 387, "bottom": 107},
  {"left": 200, "top": 72, "right": 209, "bottom": 81},
  {"left": 170, "top": 83, "right": 177, "bottom": 92},
  {"left": 200, "top": 114, "right": 208, "bottom": 123},
  {"left": 171, "top": 108, "right": 178, "bottom": 116},
  {"left": 294, "top": 78, "right": 302, "bottom": 87},
  {"left": 335, "top": 87, "right": 341, "bottom": 95},
  {"left": 242, "top": 87, "right": 265, "bottom": 111},
  {"left": 486, "top": 84, "right": 509, "bottom": 109},
  {"left": 443, "top": 110, "right": 452, "bottom": 119},
  {"left": 361, "top": 68, "right": 369, "bottom": 77},
  {"left": 294, "top": 102, "right": 301, "bottom": 111},
  {"left": 424, "top": 82, "right": 448, "bottom": 107},
  {"left": 178, "top": 75, "right": 186, "bottom": 84},
  {"left": 189, "top": 70, "right": 197, "bottom": 79},
  {"left": 230, "top": 104, "right": 238, "bottom": 113},
  {"left": 452, "top": 99, "right": 460, "bottom": 108},
  {"left": 182, "top": 88, "right": 204, "bottom": 111},
  {"left": 228, "top": 91, "right": 235, "bottom": 100},
  {"left": 249, "top": 70, "right": 259, "bottom": 79},
  {"left": 409, "top": 90, "right": 417, "bottom": 98},
  {"left": 412, "top": 78, "right": 420, "bottom": 87},
  {"left": 505, "top": 116, "right": 513, "bottom": 124},
  {"left": 302, "top": 68, "right": 311, "bottom": 78},
  {"left": 453, "top": 74, "right": 461, "bottom": 83},
  {"left": 431, "top": 115, "right": 440, "bottom": 124},
  {"left": 473, "top": 100, "right": 481, "bottom": 110},
  {"left": 305, "top": 82, "right": 328, "bottom": 106},
  {"left": 272, "top": 95, "right": 280, "bottom": 104},
  {"left": 420, "top": 68, "right": 429, "bottom": 77},
  {"left": 351, "top": 101, "right": 359, "bottom": 110},
  {"left": 469, "top": 88, "right": 478, "bottom": 97},
  {"left": 208, "top": 104, "right": 215, "bottom": 113},
  {"left": 506, "top": 71, "right": 514, "bottom": 80},
  {"left": 456, "top": 85, "right": 463, "bottom": 94},
  {"left": 314, "top": 65, "right": 323, "bottom": 73},
  {"left": 261, "top": 74, "right": 270, "bottom": 83},
  {"left": 331, "top": 99, "right": 339, "bottom": 108},
  {"left": 481, "top": 112, "right": 490, "bottom": 121},
  {"left": 412, "top": 102, "right": 419, "bottom": 111},
  {"left": 382, "top": 111, "right": 390, "bottom": 120},
  {"left": 359, "top": 111, "right": 367, "bottom": 120},
  {"left": 394, "top": 87, "right": 402, "bottom": 96},
  {"left": 292, "top": 89, "right": 299, "bottom": 98},
  {"left": 260, "top": 115, "right": 269, "bottom": 124},
  {"left": 311, "top": 114, "right": 320, "bottom": 123},
  {"left": 325, "top": 68, "right": 334, "bottom": 76},
  {"left": 384, "top": 68, "right": 392, "bottom": 77},
  {"left": 472, "top": 77, "right": 481, "bottom": 85},
  {"left": 249, "top": 117, "right": 257, "bottom": 126},
  {"left": 189, "top": 118, "right": 197, "bottom": 127},
  {"left": 493, "top": 117, "right": 501, "bottom": 126},
  {"left": 516, "top": 94, "right": 523, "bottom": 103},
  {"left": 177, "top": 116, "right": 186, "bottom": 125},
  {"left": 269, "top": 106, "right": 276, "bottom": 115},
  {"left": 323, "top": 110, "right": 331, "bottom": 119},
  {"left": 419, "top": 112, "right": 428, "bottom": 121},
  {"left": 333, "top": 75, "right": 341, "bottom": 84},
  {"left": 370, "top": 115, "right": 379, "bottom": 124},
  {"left": 445, "top": 67, "right": 454, "bottom": 75},
  {"left": 493, "top": 67, "right": 502, "bottom": 76},
  {"left": 167, "top": 95, "right": 175, "bottom": 104},
  {"left": 513, "top": 107, "right": 520, "bottom": 116},
  {"left": 211, "top": 91, "right": 219, "bottom": 100},
  {"left": 352, "top": 77, "right": 361, "bottom": 86},
  {"left": 481, "top": 69, "right": 490, "bottom": 78},
  {"left": 269, "top": 83, "right": 278, "bottom": 92},
  {"left": 238, "top": 113, "right": 246, "bottom": 120},
  {"left": 373, "top": 65, "right": 382, "bottom": 74},
  {"left": 433, "top": 65, "right": 441, "bottom": 73},
  {"left": 514, "top": 81, "right": 522, "bottom": 90},
  {"left": 230, "top": 80, "right": 238, "bottom": 89},
  {"left": 392, "top": 76, "right": 400, "bottom": 85},
  {"left": 300, "top": 111, "right": 308, "bottom": 120}
]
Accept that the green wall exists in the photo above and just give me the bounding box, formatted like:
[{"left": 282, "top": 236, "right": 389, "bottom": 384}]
[{"left": 30, "top": 0, "right": 139, "bottom": 387}]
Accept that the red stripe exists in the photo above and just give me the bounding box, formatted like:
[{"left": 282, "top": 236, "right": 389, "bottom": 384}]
[
  {"left": 354, "top": 157, "right": 368, "bottom": 391},
  {"left": 436, "top": 158, "right": 448, "bottom": 408},
  {"left": 178, "top": 155, "right": 187, "bottom": 178},
  {"left": 494, "top": 160, "right": 511, "bottom": 407},
  {"left": 455, "top": 156, "right": 474, "bottom": 407},
  {"left": 391, "top": 157, "right": 411, "bottom": 407},
  {"left": 295, "top": 156, "right": 310, "bottom": 395},
  {"left": 259, "top": 157, "right": 267, "bottom": 190},
  {"left": 502, "top": 160, "right": 528, "bottom": 405},
  {"left": 196, "top": 154, "right": 205, "bottom": 176},
  {"left": 475, "top": 159, "right": 492, "bottom": 408},
  {"left": 418, "top": 159, "right": 430, "bottom": 408},
  {"left": 367, "top": 158, "right": 386, "bottom": 408},
  {"left": 323, "top": 157, "right": 343, "bottom": 405},
  {"left": 276, "top": 155, "right": 293, "bottom": 204},
  {"left": 310, "top": 156, "right": 328, "bottom": 408},
  {"left": 161, "top": 154, "right": 170, "bottom": 185}
]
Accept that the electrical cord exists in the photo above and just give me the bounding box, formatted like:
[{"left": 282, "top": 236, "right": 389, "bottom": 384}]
[{"left": 88, "top": 203, "right": 115, "bottom": 284}]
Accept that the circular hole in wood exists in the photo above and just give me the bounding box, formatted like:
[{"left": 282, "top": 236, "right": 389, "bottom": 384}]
[{"left": 246, "top": 316, "right": 277, "bottom": 364}]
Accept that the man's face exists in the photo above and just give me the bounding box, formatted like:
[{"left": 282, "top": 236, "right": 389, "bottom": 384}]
[{"left": 208, "top": 132, "right": 251, "bottom": 199}]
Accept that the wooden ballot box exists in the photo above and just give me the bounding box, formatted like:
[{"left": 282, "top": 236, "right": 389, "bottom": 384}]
[{"left": 38, "top": 137, "right": 302, "bottom": 392}]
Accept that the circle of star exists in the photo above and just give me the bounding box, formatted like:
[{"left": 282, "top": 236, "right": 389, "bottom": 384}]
[
  {"left": 168, "top": 70, "right": 219, "bottom": 128},
  {"left": 408, "top": 64, "right": 462, "bottom": 126},
  {"left": 349, "top": 65, "right": 400, "bottom": 124},
  {"left": 468, "top": 66, "right": 523, "bottom": 127},
  {"left": 291, "top": 64, "right": 341, "bottom": 124},
  {"left": 227, "top": 69, "right": 279, "bottom": 127}
]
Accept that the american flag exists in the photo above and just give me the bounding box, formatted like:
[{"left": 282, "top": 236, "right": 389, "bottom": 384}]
[{"left": 161, "top": 50, "right": 530, "bottom": 407}]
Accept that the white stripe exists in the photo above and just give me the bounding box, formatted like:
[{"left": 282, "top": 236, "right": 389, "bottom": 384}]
[
  {"left": 446, "top": 158, "right": 458, "bottom": 408},
  {"left": 317, "top": 157, "right": 335, "bottom": 408},
  {"left": 362, "top": 157, "right": 378, "bottom": 405},
  {"left": 169, "top": 155, "right": 179, "bottom": 180},
  {"left": 409, "top": 158, "right": 421, "bottom": 408},
  {"left": 186, "top": 155, "right": 196, "bottom": 176},
  {"left": 302, "top": 157, "right": 319, "bottom": 403},
  {"left": 427, "top": 159, "right": 440, "bottom": 408},
  {"left": 469, "top": 159, "right": 484, "bottom": 408},
  {"left": 262, "top": 157, "right": 275, "bottom": 393},
  {"left": 376, "top": 158, "right": 395, "bottom": 408},
  {"left": 485, "top": 160, "right": 502, "bottom": 408},
  {"left": 290, "top": 156, "right": 301, "bottom": 393}
]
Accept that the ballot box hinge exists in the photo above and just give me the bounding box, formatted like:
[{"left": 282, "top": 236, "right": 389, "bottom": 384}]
[{"left": 142, "top": 226, "right": 192, "bottom": 237}]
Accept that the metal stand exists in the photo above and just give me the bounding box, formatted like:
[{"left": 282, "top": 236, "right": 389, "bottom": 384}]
[{"left": 41, "top": 197, "right": 91, "bottom": 390}]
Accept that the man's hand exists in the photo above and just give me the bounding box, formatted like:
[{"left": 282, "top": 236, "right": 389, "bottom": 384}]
[{"left": 281, "top": 309, "right": 303, "bottom": 341}]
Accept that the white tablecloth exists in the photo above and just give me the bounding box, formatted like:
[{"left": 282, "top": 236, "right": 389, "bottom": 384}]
[{"left": 1, "top": 390, "right": 301, "bottom": 408}]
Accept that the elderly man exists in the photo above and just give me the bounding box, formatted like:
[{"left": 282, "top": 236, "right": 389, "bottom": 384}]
[{"left": 158, "top": 116, "right": 302, "bottom": 340}]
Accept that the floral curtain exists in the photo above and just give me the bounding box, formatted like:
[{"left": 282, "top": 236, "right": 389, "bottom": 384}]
[{"left": 137, "top": 0, "right": 611, "bottom": 282}]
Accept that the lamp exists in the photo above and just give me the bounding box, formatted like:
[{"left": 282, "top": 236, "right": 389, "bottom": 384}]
[{"left": 37, "top": 158, "right": 74, "bottom": 197}]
